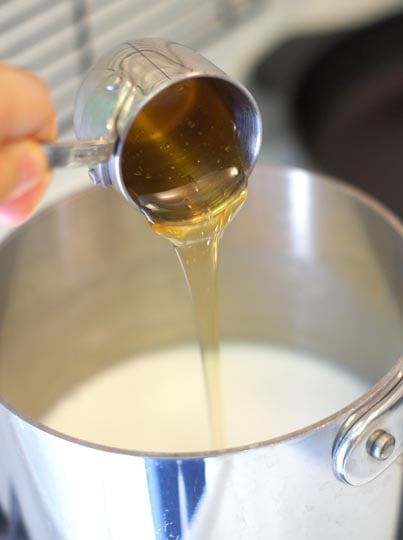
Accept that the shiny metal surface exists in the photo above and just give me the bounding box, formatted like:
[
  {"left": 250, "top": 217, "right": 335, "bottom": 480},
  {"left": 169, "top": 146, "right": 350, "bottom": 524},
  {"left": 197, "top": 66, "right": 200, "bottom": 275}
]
[
  {"left": 333, "top": 364, "right": 402, "bottom": 485},
  {"left": 0, "top": 164, "right": 402, "bottom": 539},
  {"left": 368, "top": 430, "right": 397, "bottom": 461},
  {"left": 44, "top": 39, "right": 261, "bottom": 213},
  {"left": 42, "top": 138, "right": 116, "bottom": 169}
]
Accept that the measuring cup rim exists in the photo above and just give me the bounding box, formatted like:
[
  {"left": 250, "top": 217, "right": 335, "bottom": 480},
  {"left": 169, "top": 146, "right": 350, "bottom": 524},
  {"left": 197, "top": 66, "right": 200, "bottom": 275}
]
[{"left": 109, "top": 72, "right": 262, "bottom": 211}]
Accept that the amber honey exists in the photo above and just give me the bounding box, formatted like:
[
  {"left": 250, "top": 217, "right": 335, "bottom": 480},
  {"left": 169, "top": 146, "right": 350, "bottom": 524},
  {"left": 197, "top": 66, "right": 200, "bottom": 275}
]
[{"left": 121, "top": 77, "right": 248, "bottom": 446}]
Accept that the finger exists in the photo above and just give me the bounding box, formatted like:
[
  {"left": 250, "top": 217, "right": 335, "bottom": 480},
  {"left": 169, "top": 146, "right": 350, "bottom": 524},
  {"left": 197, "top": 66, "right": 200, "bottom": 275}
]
[
  {"left": 0, "top": 174, "right": 50, "bottom": 225},
  {"left": 0, "top": 64, "right": 56, "bottom": 142},
  {"left": 0, "top": 140, "right": 50, "bottom": 224}
]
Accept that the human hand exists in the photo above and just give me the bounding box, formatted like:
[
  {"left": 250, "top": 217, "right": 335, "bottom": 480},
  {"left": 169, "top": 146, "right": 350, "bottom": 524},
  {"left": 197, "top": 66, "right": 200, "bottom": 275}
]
[{"left": 0, "top": 64, "right": 56, "bottom": 225}]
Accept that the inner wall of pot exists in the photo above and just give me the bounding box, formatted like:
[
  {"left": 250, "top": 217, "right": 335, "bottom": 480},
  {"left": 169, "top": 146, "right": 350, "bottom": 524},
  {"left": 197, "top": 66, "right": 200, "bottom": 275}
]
[{"left": 0, "top": 165, "right": 402, "bottom": 420}]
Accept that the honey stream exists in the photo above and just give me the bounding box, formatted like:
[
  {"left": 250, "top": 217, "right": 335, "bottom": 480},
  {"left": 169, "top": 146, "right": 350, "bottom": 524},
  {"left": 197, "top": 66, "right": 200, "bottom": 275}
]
[{"left": 121, "top": 78, "right": 248, "bottom": 448}]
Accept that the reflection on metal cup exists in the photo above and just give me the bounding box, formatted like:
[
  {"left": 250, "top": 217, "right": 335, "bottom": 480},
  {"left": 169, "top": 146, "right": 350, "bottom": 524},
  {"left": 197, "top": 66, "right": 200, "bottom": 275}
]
[{"left": 73, "top": 38, "right": 262, "bottom": 213}]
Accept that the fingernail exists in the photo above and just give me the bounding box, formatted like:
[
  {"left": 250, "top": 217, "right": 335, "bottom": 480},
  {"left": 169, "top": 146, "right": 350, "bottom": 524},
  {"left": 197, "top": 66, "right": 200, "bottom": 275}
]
[
  {"left": 8, "top": 176, "right": 40, "bottom": 200},
  {"left": 0, "top": 174, "right": 49, "bottom": 226}
]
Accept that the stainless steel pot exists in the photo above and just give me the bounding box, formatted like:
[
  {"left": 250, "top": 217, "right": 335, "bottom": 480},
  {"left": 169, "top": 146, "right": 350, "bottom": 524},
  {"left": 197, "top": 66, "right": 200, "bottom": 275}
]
[{"left": 0, "top": 164, "right": 402, "bottom": 539}]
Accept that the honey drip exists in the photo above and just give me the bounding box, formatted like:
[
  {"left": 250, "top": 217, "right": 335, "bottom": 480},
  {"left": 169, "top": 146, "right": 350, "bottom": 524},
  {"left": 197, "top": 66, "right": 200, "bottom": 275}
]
[{"left": 121, "top": 77, "right": 248, "bottom": 448}]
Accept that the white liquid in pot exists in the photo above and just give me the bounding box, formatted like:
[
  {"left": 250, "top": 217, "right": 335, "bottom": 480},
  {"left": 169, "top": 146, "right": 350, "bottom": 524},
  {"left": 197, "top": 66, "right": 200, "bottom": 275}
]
[{"left": 42, "top": 342, "right": 368, "bottom": 452}]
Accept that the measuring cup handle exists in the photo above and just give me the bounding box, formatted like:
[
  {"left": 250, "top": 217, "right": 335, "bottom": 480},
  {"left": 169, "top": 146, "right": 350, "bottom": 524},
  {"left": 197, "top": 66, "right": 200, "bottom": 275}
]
[{"left": 42, "top": 138, "right": 116, "bottom": 169}]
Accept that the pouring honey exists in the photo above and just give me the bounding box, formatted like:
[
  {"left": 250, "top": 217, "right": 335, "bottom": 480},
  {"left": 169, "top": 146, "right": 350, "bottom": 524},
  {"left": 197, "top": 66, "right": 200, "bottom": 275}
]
[{"left": 121, "top": 77, "right": 250, "bottom": 447}]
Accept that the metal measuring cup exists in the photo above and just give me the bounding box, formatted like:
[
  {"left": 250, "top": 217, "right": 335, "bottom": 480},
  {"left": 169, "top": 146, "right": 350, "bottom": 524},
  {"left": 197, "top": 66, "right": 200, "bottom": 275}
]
[{"left": 44, "top": 38, "right": 262, "bottom": 215}]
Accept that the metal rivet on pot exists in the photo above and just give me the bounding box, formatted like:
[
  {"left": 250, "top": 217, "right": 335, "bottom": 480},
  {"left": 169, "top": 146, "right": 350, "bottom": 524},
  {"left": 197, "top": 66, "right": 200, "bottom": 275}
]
[
  {"left": 106, "top": 75, "right": 122, "bottom": 92},
  {"left": 88, "top": 168, "right": 100, "bottom": 185},
  {"left": 366, "top": 429, "right": 396, "bottom": 461}
]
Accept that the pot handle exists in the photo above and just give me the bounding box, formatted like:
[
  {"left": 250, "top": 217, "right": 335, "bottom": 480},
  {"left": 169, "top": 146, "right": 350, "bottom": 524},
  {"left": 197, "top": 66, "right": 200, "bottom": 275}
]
[{"left": 332, "top": 358, "right": 402, "bottom": 486}]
